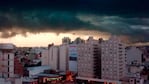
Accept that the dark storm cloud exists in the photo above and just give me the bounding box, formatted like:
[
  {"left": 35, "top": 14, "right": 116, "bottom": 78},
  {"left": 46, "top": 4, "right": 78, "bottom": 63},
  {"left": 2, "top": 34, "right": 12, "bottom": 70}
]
[
  {"left": 0, "top": 0, "right": 149, "bottom": 13},
  {"left": 0, "top": 10, "right": 94, "bottom": 38},
  {"left": 77, "top": 15, "right": 149, "bottom": 42},
  {"left": 0, "top": 11, "right": 91, "bottom": 28},
  {"left": 0, "top": 0, "right": 149, "bottom": 43}
]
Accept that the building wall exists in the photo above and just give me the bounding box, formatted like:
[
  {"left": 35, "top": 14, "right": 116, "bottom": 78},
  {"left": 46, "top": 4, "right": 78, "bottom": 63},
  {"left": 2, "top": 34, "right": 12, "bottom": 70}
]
[
  {"left": 139, "top": 46, "right": 149, "bottom": 62},
  {"left": 42, "top": 45, "right": 68, "bottom": 71},
  {"left": 0, "top": 50, "right": 14, "bottom": 78},
  {"left": 14, "top": 57, "right": 24, "bottom": 76},
  {"left": 126, "top": 47, "right": 142, "bottom": 65},
  {"left": 101, "top": 36, "right": 126, "bottom": 80},
  {"left": 130, "top": 66, "right": 142, "bottom": 74},
  {"left": 14, "top": 78, "right": 23, "bottom": 84},
  {"left": 49, "top": 46, "right": 59, "bottom": 70},
  {"left": 59, "top": 45, "right": 68, "bottom": 71},
  {"left": 68, "top": 44, "right": 78, "bottom": 72},
  {"left": 0, "top": 78, "right": 22, "bottom": 84},
  {"left": 41, "top": 49, "right": 49, "bottom": 66},
  {"left": 78, "top": 37, "right": 101, "bottom": 78},
  {"left": 0, "top": 78, "right": 11, "bottom": 84},
  {"left": 41, "top": 46, "right": 59, "bottom": 70},
  {"left": 78, "top": 44, "right": 94, "bottom": 78}
]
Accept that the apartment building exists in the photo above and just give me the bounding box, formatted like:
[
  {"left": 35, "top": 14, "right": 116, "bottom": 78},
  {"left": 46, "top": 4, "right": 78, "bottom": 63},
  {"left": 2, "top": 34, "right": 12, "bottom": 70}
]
[
  {"left": 68, "top": 44, "right": 78, "bottom": 72},
  {"left": 101, "top": 36, "right": 126, "bottom": 80},
  {"left": 59, "top": 44, "right": 69, "bottom": 71},
  {"left": 42, "top": 37, "right": 83, "bottom": 72},
  {"left": 0, "top": 43, "right": 15, "bottom": 78},
  {"left": 126, "top": 46, "right": 143, "bottom": 65},
  {"left": 77, "top": 37, "right": 102, "bottom": 78},
  {"left": 41, "top": 44, "right": 59, "bottom": 70}
]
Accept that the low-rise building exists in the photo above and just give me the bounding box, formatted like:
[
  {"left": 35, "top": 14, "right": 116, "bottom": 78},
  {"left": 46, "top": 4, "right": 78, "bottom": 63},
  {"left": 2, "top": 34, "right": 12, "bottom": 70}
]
[{"left": 126, "top": 47, "right": 143, "bottom": 65}]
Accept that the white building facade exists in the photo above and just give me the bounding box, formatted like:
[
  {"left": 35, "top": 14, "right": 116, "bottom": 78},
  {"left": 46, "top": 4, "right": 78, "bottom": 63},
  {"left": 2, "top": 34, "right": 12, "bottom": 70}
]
[
  {"left": 41, "top": 49, "right": 49, "bottom": 66},
  {"left": 101, "top": 36, "right": 126, "bottom": 80},
  {"left": 59, "top": 44, "right": 69, "bottom": 71},
  {"left": 42, "top": 43, "right": 78, "bottom": 72},
  {"left": 78, "top": 37, "right": 102, "bottom": 78},
  {"left": 41, "top": 46, "right": 59, "bottom": 70},
  {"left": 48, "top": 46, "right": 59, "bottom": 70},
  {"left": 68, "top": 44, "right": 78, "bottom": 72},
  {"left": 0, "top": 43, "right": 15, "bottom": 78}
]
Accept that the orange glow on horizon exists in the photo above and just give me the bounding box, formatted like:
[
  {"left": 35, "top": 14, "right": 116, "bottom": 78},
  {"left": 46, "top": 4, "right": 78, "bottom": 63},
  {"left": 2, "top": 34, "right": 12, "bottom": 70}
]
[{"left": 0, "top": 31, "right": 109, "bottom": 47}]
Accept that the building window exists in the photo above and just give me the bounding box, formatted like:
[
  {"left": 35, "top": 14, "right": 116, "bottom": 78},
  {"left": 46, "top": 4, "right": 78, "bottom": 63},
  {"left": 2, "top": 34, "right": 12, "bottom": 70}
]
[
  {"left": 8, "top": 54, "right": 10, "bottom": 59},
  {"left": 69, "top": 57, "right": 77, "bottom": 61},
  {"left": 136, "top": 80, "right": 140, "bottom": 83},
  {"left": 103, "top": 68, "right": 104, "bottom": 71}
]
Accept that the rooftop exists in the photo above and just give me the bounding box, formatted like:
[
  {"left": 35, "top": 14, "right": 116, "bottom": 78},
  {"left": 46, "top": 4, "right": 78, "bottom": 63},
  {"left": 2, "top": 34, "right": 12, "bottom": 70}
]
[
  {"left": 27, "top": 66, "right": 50, "bottom": 76},
  {"left": 23, "top": 77, "right": 37, "bottom": 82},
  {"left": 0, "top": 43, "right": 15, "bottom": 50},
  {"left": 35, "top": 73, "right": 59, "bottom": 77}
]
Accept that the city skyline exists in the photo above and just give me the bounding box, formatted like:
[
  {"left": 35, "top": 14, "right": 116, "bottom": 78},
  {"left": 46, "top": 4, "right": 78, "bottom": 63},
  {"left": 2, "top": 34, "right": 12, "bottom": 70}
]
[
  {"left": 0, "top": 0, "right": 149, "bottom": 47},
  {"left": 0, "top": 1, "right": 149, "bottom": 84},
  {"left": 0, "top": 31, "right": 109, "bottom": 47}
]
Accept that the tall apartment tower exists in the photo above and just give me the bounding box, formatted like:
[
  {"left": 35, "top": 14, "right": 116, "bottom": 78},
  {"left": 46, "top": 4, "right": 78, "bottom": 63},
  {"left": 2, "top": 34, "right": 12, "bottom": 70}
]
[
  {"left": 101, "top": 36, "right": 126, "bottom": 80},
  {"left": 68, "top": 44, "right": 78, "bottom": 72},
  {"left": 48, "top": 46, "right": 59, "bottom": 70},
  {"left": 59, "top": 44, "right": 69, "bottom": 71},
  {"left": 78, "top": 37, "right": 102, "bottom": 78},
  {"left": 42, "top": 43, "right": 79, "bottom": 72},
  {"left": 0, "top": 43, "right": 15, "bottom": 78}
]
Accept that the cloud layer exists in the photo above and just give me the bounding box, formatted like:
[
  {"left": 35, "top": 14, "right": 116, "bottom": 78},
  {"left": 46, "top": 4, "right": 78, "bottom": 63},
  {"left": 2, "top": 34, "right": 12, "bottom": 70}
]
[{"left": 0, "top": 0, "right": 149, "bottom": 43}]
